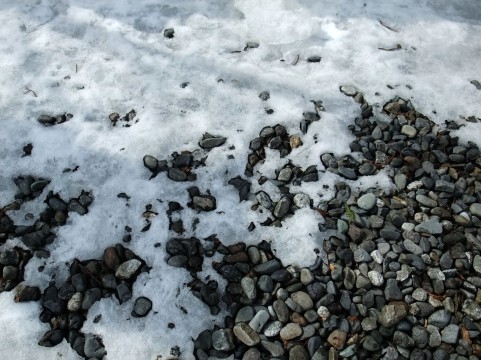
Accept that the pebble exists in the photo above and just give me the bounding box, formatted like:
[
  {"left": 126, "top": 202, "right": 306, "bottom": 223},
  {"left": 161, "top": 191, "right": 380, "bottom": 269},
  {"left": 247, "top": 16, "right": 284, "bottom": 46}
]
[
  {"left": 132, "top": 296, "right": 152, "bottom": 317},
  {"left": 233, "top": 323, "right": 260, "bottom": 346},
  {"left": 115, "top": 259, "right": 141, "bottom": 279},
  {"left": 279, "top": 323, "right": 302, "bottom": 340},
  {"left": 357, "top": 193, "right": 376, "bottom": 210},
  {"left": 212, "top": 329, "right": 235, "bottom": 351}
]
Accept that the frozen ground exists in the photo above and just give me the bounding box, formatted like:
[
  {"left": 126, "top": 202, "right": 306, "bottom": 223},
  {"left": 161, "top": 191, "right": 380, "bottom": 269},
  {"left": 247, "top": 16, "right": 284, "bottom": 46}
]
[{"left": 0, "top": 0, "right": 480, "bottom": 359}]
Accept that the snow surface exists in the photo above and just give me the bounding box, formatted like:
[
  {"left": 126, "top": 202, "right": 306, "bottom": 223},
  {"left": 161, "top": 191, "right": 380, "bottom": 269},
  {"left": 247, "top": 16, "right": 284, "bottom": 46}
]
[{"left": 0, "top": 0, "right": 480, "bottom": 359}]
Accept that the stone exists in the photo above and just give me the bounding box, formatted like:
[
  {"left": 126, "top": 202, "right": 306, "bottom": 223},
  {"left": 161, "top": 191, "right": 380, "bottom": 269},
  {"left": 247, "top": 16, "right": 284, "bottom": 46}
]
[
  {"left": 164, "top": 28, "right": 174, "bottom": 38},
  {"left": 357, "top": 193, "right": 376, "bottom": 210},
  {"left": 428, "top": 309, "right": 451, "bottom": 328},
  {"left": 280, "top": 323, "right": 302, "bottom": 340},
  {"left": 243, "top": 348, "right": 261, "bottom": 360},
  {"left": 368, "top": 270, "right": 384, "bottom": 286},
  {"left": 474, "top": 255, "right": 481, "bottom": 274},
  {"left": 462, "top": 299, "right": 481, "bottom": 320},
  {"left": 241, "top": 277, "right": 257, "bottom": 300},
  {"left": 81, "top": 288, "right": 102, "bottom": 310},
  {"left": 379, "top": 302, "right": 408, "bottom": 328},
  {"left": 254, "top": 260, "right": 281, "bottom": 275},
  {"left": 273, "top": 197, "right": 291, "bottom": 218},
  {"left": 233, "top": 323, "right": 260, "bottom": 346},
  {"left": 249, "top": 310, "right": 269, "bottom": 332},
  {"left": 132, "top": 296, "right": 152, "bottom": 317},
  {"left": 263, "top": 321, "right": 283, "bottom": 337},
  {"left": 293, "top": 193, "right": 311, "bottom": 208},
  {"left": 415, "top": 219, "right": 443, "bottom": 235},
  {"left": 84, "top": 335, "right": 106, "bottom": 358},
  {"left": 327, "top": 329, "right": 347, "bottom": 350},
  {"left": 416, "top": 195, "right": 437, "bottom": 208},
  {"left": 67, "top": 292, "right": 83, "bottom": 312},
  {"left": 441, "top": 324, "right": 459, "bottom": 344},
  {"left": 289, "top": 345, "right": 309, "bottom": 360},
  {"left": 199, "top": 135, "right": 226, "bottom": 149},
  {"left": 401, "top": 125, "right": 417, "bottom": 138},
  {"left": 212, "top": 329, "right": 235, "bottom": 351},
  {"left": 115, "top": 259, "right": 141, "bottom": 279},
  {"left": 291, "top": 291, "right": 313, "bottom": 310}
]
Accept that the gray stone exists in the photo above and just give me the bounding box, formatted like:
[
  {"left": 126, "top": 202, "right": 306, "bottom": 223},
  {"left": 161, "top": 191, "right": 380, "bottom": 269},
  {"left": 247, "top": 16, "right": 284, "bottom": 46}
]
[
  {"left": 412, "top": 288, "right": 427, "bottom": 302},
  {"left": 249, "top": 309, "right": 269, "bottom": 332},
  {"left": 416, "top": 195, "right": 437, "bottom": 208},
  {"left": 293, "top": 193, "right": 311, "bottom": 208},
  {"left": 278, "top": 168, "right": 293, "bottom": 182},
  {"left": 256, "top": 191, "right": 273, "bottom": 209},
  {"left": 474, "top": 255, "right": 481, "bottom": 274},
  {"left": 354, "top": 248, "right": 372, "bottom": 263},
  {"left": 368, "top": 270, "right": 384, "bottom": 286},
  {"left": 81, "top": 288, "right": 102, "bottom": 310},
  {"left": 357, "top": 193, "right": 376, "bottom": 210},
  {"left": 340, "top": 86, "right": 358, "bottom": 97},
  {"left": 359, "top": 162, "right": 376, "bottom": 175},
  {"left": 212, "top": 329, "right": 235, "bottom": 351},
  {"left": 241, "top": 277, "right": 257, "bottom": 300},
  {"left": 395, "top": 174, "right": 407, "bottom": 190},
  {"left": 339, "top": 344, "right": 357, "bottom": 358},
  {"left": 233, "top": 323, "right": 260, "bottom": 346},
  {"left": 361, "top": 317, "right": 377, "bottom": 331},
  {"left": 393, "top": 331, "right": 415, "bottom": 348},
  {"left": 415, "top": 219, "right": 443, "bottom": 235},
  {"left": 132, "top": 296, "right": 152, "bottom": 317},
  {"left": 384, "top": 279, "right": 402, "bottom": 301},
  {"left": 84, "top": 335, "right": 107, "bottom": 358},
  {"left": 168, "top": 167, "right": 187, "bottom": 181},
  {"left": 273, "top": 197, "right": 291, "bottom": 218},
  {"left": 236, "top": 306, "right": 255, "bottom": 323},
  {"left": 363, "top": 335, "right": 380, "bottom": 352},
  {"left": 403, "top": 239, "right": 422, "bottom": 255},
  {"left": 338, "top": 167, "right": 357, "bottom": 180},
  {"left": 280, "top": 323, "right": 302, "bottom": 340},
  {"left": 199, "top": 136, "right": 226, "bottom": 149},
  {"left": 462, "top": 299, "right": 481, "bottom": 320},
  {"left": 441, "top": 324, "right": 459, "bottom": 344},
  {"left": 257, "top": 275, "right": 273, "bottom": 292},
  {"left": 273, "top": 300, "right": 290, "bottom": 323},
  {"left": 115, "top": 259, "right": 141, "bottom": 279},
  {"left": 428, "top": 310, "right": 452, "bottom": 328},
  {"left": 242, "top": 348, "right": 262, "bottom": 360},
  {"left": 435, "top": 180, "right": 455, "bottom": 193},
  {"left": 291, "top": 291, "right": 313, "bottom": 310},
  {"left": 300, "top": 268, "right": 314, "bottom": 285},
  {"left": 254, "top": 260, "right": 281, "bottom": 275}
]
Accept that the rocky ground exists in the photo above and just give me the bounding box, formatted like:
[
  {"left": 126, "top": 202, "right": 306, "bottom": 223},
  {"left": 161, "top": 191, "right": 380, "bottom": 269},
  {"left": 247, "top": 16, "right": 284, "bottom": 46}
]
[{"left": 1, "top": 88, "right": 481, "bottom": 360}]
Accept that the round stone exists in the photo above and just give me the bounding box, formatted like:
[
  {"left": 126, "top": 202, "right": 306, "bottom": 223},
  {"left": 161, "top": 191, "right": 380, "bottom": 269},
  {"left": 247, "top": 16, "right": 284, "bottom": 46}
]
[
  {"left": 368, "top": 270, "right": 384, "bottom": 286},
  {"left": 67, "top": 292, "right": 83, "bottom": 312},
  {"left": 132, "top": 296, "right": 152, "bottom": 317},
  {"left": 291, "top": 291, "right": 313, "bottom": 310},
  {"left": 357, "top": 193, "right": 376, "bottom": 210},
  {"left": 115, "top": 259, "right": 141, "bottom": 279}
]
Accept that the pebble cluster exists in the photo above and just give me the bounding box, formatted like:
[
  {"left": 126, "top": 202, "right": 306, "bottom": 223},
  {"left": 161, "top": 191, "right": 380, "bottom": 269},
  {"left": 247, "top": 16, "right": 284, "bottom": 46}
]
[
  {"left": 185, "top": 93, "right": 481, "bottom": 360},
  {"left": 109, "top": 109, "right": 137, "bottom": 127}
]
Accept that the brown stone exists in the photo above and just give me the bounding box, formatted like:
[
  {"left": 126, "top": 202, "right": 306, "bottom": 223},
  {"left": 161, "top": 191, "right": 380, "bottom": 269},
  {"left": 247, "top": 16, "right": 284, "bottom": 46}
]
[
  {"left": 104, "top": 247, "right": 120, "bottom": 270},
  {"left": 327, "top": 329, "right": 347, "bottom": 350}
]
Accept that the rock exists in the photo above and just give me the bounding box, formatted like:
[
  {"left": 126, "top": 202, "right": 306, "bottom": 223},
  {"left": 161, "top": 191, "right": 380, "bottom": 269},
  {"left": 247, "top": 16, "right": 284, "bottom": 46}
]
[
  {"left": 307, "top": 56, "right": 321, "bottom": 63},
  {"left": 416, "top": 195, "right": 437, "bottom": 208},
  {"left": 243, "top": 348, "right": 262, "bottom": 360},
  {"left": 233, "top": 323, "right": 260, "bottom": 346},
  {"left": 115, "top": 259, "right": 141, "bottom": 279},
  {"left": 327, "top": 329, "right": 347, "bottom": 350},
  {"left": 192, "top": 196, "right": 216, "bottom": 211},
  {"left": 168, "top": 168, "right": 187, "bottom": 181},
  {"left": 368, "top": 270, "right": 384, "bottom": 286},
  {"left": 84, "top": 334, "right": 106, "bottom": 358},
  {"left": 263, "top": 321, "right": 283, "bottom": 337},
  {"left": 273, "top": 300, "right": 290, "bottom": 323},
  {"left": 259, "top": 91, "right": 270, "bottom": 101},
  {"left": 248, "top": 310, "right": 269, "bottom": 332},
  {"left": 470, "top": 203, "right": 481, "bottom": 218},
  {"left": 254, "top": 259, "right": 281, "bottom": 275},
  {"left": 357, "top": 193, "right": 376, "bottom": 210},
  {"left": 199, "top": 134, "right": 226, "bottom": 149},
  {"left": 241, "top": 277, "right": 257, "bottom": 300},
  {"left": 363, "top": 335, "right": 380, "bottom": 352},
  {"left": 338, "top": 166, "right": 357, "bottom": 180},
  {"left": 82, "top": 288, "right": 102, "bottom": 310},
  {"left": 104, "top": 247, "right": 120, "bottom": 270},
  {"left": 260, "top": 340, "right": 285, "bottom": 357},
  {"left": 289, "top": 345, "right": 309, "bottom": 359},
  {"left": 384, "top": 278, "right": 402, "bottom": 301},
  {"left": 379, "top": 302, "right": 408, "bottom": 327},
  {"left": 428, "top": 309, "right": 451, "bottom": 328},
  {"left": 278, "top": 168, "right": 292, "bottom": 182},
  {"left": 401, "top": 125, "right": 417, "bottom": 138},
  {"left": 291, "top": 291, "right": 313, "bottom": 310},
  {"left": 415, "top": 219, "right": 443, "bottom": 235},
  {"left": 15, "top": 286, "right": 41, "bottom": 302},
  {"left": 471, "top": 80, "right": 481, "bottom": 90},
  {"left": 474, "top": 255, "right": 481, "bottom": 274},
  {"left": 340, "top": 86, "right": 358, "bottom": 97},
  {"left": 164, "top": 28, "right": 174, "bottom": 38},
  {"left": 67, "top": 292, "right": 83, "bottom": 312},
  {"left": 441, "top": 324, "right": 459, "bottom": 344},
  {"left": 212, "top": 329, "right": 235, "bottom": 351},
  {"left": 280, "top": 323, "right": 302, "bottom": 340},
  {"left": 462, "top": 299, "right": 481, "bottom": 320},
  {"left": 132, "top": 296, "right": 152, "bottom": 317},
  {"left": 143, "top": 155, "right": 158, "bottom": 171},
  {"left": 273, "top": 197, "right": 291, "bottom": 218}
]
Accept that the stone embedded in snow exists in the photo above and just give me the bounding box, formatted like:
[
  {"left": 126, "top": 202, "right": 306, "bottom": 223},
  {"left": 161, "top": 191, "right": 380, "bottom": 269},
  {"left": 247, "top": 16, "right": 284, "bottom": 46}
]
[
  {"left": 471, "top": 80, "right": 481, "bottom": 90},
  {"left": 273, "top": 197, "right": 291, "bottom": 218},
  {"left": 192, "top": 196, "right": 216, "bottom": 211},
  {"left": 143, "top": 155, "right": 158, "bottom": 171},
  {"left": 164, "top": 28, "right": 174, "bottom": 38},
  {"left": 293, "top": 193, "right": 310, "bottom": 208},
  {"left": 199, "top": 133, "right": 227, "bottom": 149},
  {"left": 115, "top": 259, "right": 141, "bottom": 279},
  {"left": 340, "top": 85, "right": 358, "bottom": 97}
]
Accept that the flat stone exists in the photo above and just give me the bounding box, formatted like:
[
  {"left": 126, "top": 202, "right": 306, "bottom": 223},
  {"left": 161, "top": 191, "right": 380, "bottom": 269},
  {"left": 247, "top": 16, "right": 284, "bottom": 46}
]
[
  {"left": 415, "top": 219, "right": 443, "bottom": 235},
  {"left": 441, "top": 324, "right": 459, "bottom": 344},
  {"left": 357, "top": 193, "right": 376, "bottom": 210},
  {"left": 416, "top": 195, "right": 437, "bottom": 208},
  {"left": 199, "top": 136, "right": 226, "bottom": 149},
  {"left": 474, "top": 255, "right": 481, "bottom": 274},
  {"left": 236, "top": 306, "right": 255, "bottom": 323},
  {"left": 338, "top": 167, "right": 357, "bottom": 180},
  {"left": 233, "top": 323, "right": 260, "bottom": 346}
]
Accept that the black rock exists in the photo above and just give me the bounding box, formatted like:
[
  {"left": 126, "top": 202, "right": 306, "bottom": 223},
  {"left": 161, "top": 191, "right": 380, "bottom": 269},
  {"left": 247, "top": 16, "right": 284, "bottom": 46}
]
[{"left": 132, "top": 296, "right": 153, "bottom": 317}]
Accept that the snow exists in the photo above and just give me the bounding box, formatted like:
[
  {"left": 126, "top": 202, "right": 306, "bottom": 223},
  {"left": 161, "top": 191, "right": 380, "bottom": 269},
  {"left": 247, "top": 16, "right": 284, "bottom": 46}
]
[{"left": 0, "top": 0, "right": 480, "bottom": 359}]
